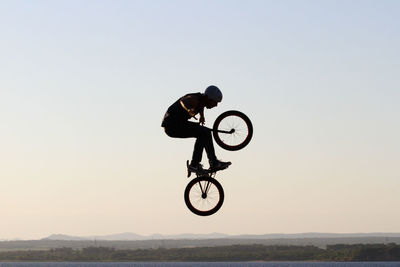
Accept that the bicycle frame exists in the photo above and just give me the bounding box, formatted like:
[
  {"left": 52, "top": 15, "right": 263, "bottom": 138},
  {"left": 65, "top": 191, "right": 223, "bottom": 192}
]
[{"left": 205, "top": 126, "right": 235, "bottom": 134}]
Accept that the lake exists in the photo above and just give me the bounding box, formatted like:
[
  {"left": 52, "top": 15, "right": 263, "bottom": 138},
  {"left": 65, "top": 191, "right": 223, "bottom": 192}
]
[{"left": 0, "top": 262, "right": 399, "bottom": 267}]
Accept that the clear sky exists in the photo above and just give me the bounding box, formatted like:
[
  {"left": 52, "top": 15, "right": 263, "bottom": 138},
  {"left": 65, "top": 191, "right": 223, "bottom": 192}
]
[{"left": 1, "top": 0, "right": 399, "bottom": 240}]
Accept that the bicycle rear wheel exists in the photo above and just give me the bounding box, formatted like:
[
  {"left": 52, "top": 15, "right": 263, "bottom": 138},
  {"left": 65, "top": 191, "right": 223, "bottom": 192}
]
[
  {"left": 213, "top": 110, "right": 253, "bottom": 151},
  {"left": 184, "top": 176, "right": 224, "bottom": 216}
]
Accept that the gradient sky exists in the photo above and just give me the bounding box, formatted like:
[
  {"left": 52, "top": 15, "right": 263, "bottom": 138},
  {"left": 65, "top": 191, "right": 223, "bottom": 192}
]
[{"left": 1, "top": 0, "right": 399, "bottom": 240}]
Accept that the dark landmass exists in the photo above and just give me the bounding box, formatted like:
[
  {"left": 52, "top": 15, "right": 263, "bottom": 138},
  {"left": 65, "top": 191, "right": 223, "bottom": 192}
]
[
  {"left": 0, "top": 244, "right": 400, "bottom": 261},
  {"left": 2, "top": 236, "right": 400, "bottom": 252}
]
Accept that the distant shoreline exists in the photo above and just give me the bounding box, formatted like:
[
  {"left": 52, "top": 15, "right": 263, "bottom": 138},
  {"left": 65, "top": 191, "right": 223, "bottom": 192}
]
[{"left": 2, "top": 236, "right": 400, "bottom": 252}]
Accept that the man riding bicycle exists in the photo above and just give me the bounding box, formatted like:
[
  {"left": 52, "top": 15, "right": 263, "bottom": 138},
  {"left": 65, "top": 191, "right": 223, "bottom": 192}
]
[{"left": 161, "top": 85, "right": 231, "bottom": 173}]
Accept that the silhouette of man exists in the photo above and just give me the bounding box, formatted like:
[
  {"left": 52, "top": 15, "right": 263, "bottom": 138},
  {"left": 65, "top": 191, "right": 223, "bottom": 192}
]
[{"left": 162, "top": 85, "right": 231, "bottom": 172}]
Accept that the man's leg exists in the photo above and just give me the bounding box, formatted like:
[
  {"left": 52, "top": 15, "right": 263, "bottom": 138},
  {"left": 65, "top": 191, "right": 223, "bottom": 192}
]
[
  {"left": 193, "top": 126, "right": 216, "bottom": 164},
  {"left": 164, "top": 122, "right": 216, "bottom": 165},
  {"left": 193, "top": 126, "right": 230, "bottom": 171}
]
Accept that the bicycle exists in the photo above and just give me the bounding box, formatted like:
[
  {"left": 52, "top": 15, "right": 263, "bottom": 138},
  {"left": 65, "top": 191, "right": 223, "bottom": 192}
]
[{"left": 184, "top": 110, "right": 253, "bottom": 216}]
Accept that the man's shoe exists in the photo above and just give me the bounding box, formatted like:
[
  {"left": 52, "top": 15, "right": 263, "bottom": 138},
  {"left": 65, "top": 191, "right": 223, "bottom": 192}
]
[
  {"left": 209, "top": 159, "right": 231, "bottom": 172},
  {"left": 188, "top": 162, "right": 204, "bottom": 173}
]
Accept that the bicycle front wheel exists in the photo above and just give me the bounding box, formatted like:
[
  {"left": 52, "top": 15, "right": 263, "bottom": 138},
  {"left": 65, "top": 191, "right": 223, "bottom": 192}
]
[
  {"left": 213, "top": 110, "right": 253, "bottom": 151},
  {"left": 184, "top": 177, "right": 224, "bottom": 216}
]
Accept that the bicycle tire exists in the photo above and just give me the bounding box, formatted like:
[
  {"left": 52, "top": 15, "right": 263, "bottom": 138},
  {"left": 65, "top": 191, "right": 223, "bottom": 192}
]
[
  {"left": 184, "top": 176, "right": 224, "bottom": 216},
  {"left": 213, "top": 110, "right": 253, "bottom": 151}
]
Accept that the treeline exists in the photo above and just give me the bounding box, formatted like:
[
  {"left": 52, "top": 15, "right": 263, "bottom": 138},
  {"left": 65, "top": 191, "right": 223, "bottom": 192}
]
[{"left": 0, "top": 244, "right": 400, "bottom": 261}]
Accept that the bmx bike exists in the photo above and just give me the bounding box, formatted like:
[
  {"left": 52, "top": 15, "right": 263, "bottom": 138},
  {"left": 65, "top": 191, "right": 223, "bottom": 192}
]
[{"left": 184, "top": 110, "right": 253, "bottom": 216}]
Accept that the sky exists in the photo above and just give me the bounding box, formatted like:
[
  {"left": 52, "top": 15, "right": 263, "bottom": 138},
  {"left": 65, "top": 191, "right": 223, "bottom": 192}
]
[{"left": 1, "top": 0, "right": 399, "bottom": 240}]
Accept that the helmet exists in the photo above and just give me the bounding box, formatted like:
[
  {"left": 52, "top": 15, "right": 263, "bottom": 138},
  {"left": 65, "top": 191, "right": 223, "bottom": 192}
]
[{"left": 204, "top": 85, "right": 222, "bottom": 102}]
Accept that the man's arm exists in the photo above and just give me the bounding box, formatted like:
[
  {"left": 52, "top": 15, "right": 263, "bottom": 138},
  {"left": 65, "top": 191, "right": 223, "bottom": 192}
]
[
  {"left": 180, "top": 95, "right": 200, "bottom": 117},
  {"left": 199, "top": 107, "right": 205, "bottom": 125}
]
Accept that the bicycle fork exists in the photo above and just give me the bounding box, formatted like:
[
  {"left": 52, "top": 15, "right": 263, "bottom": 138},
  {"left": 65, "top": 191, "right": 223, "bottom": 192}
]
[{"left": 198, "top": 180, "right": 212, "bottom": 199}]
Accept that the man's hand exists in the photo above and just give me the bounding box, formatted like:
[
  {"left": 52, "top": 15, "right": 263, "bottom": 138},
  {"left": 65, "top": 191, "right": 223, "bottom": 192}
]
[
  {"left": 199, "top": 115, "right": 205, "bottom": 125},
  {"left": 199, "top": 106, "right": 205, "bottom": 125}
]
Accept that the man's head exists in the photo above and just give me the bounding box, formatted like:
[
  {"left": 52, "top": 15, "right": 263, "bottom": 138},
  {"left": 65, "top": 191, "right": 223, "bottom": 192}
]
[{"left": 204, "top": 85, "right": 222, "bottom": 109}]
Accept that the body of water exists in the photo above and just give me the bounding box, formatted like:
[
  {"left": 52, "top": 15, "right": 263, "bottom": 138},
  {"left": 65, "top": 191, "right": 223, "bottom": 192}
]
[{"left": 0, "top": 263, "right": 399, "bottom": 267}]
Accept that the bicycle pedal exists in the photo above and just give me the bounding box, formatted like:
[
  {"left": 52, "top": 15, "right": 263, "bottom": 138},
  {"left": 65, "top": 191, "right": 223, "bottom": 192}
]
[{"left": 186, "top": 160, "right": 191, "bottom": 178}]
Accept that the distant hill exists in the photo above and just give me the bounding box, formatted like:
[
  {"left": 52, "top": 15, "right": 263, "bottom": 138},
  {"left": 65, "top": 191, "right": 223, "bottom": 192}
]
[
  {"left": 43, "top": 232, "right": 230, "bottom": 241},
  {"left": 43, "top": 232, "right": 400, "bottom": 241},
  {"left": 45, "top": 233, "right": 146, "bottom": 241},
  {"left": 231, "top": 233, "right": 400, "bottom": 239},
  {"left": 45, "top": 234, "right": 87, "bottom": 241}
]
